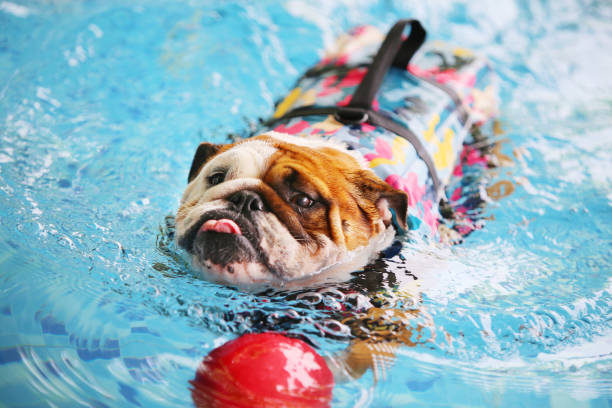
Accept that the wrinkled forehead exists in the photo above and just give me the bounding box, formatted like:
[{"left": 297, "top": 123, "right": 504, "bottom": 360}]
[
  {"left": 195, "top": 132, "right": 360, "bottom": 180},
  {"left": 200, "top": 138, "right": 277, "bottom": 180},
  {"left": 188, "top": 132, "right": 366, "bottom": 196}
]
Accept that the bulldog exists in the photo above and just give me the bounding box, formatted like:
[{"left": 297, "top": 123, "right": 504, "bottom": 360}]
[
  {"left": 174, "top": 20, "right": 497, "bottom": 288},
  {"left": 175, "top": 132, "right": 408, "bottom": 287}
]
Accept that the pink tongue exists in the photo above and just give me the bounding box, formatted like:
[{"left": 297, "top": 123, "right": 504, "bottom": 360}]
[{"left": 200, "top": 219, "right": 242, "bottom": 235}]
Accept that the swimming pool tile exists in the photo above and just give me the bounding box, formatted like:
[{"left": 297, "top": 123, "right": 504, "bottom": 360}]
[
  {"left": 103, "top": 339, "right": 120, "bottom": 349},
  {"left": 75, "top": 346, "right": 121, "bottom": 361},
  {"left": 39, "top": 315, "right": 68, "bottom": 335},
  {"left": 41, "top": 333, "right": 72, "bottom": 348},
  {"left": 130, "top": 326, "right": 160, "bottom": 336},
  {"left": 0, "top": 347, "right": 21, "bottom": 364},
  {"left": 90, "top": 338, "right": 101, "bottom": 349},
  {"left": 1, "top": 305, "right": 11, "bottom": 316},
  {"left": 62, "top": 333, "right": 122, "bottom": 362}
]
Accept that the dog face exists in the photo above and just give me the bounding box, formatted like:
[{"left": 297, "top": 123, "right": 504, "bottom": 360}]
[{"left": 175, "top": 132, "right": 408, "bottom": 287}]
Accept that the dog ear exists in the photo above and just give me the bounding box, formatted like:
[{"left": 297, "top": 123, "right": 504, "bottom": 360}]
[
  {"left": 188, "top": 142, "right": 225, "bottom": 183},
  {"left": 349, "top": 170, "right": 408, "bottom": 230}
]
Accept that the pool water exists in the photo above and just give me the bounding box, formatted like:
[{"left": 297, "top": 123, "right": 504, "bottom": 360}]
[{"left": 1, "top": 0, "right": 611, "bottom": 407}]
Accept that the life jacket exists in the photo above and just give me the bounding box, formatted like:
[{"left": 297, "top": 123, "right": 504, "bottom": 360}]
[{"left": 257, "top": 20, "right": 498, "bottom": 239}]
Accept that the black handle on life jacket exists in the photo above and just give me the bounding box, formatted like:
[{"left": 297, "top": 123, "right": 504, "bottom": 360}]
[
  {"left": 391, "top": 20, "right": 427, "bottom": 69},
  {"left": 344, "top": 19, "right": 426, "bottom": 111},
  {"left": 252, "top": 20, "right": 443, "bottom": 198}
]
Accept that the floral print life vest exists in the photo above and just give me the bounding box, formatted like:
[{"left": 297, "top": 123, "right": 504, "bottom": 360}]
[{"left": 257, "top": 24, "right": 498, "bottom": 240}]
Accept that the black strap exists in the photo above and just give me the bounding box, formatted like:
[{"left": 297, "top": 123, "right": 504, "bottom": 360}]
[
  {"left": 335, "top": 20, "right": 443, "bottom": 197},
  {"left": 348, "top": 20, "right": 426, "bottom": 110},
  {"left": 392, "top": 21, "right": 427, "bottom": 68},
  {"left": 301, "top": 21, "right": 424, "bottom": 81}
]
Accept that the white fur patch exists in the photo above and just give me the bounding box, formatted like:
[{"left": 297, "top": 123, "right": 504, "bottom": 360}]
[
  {"left": 202, "top": 139, "right": 276, "bottom": 182},
  {"left": 180, "top": 139, "right": 277, "bottom": 206}
]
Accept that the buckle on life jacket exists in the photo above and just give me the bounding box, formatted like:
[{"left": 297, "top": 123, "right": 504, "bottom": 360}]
[{"left": 334, "top": 107, "right": 369, "bottom": 124}]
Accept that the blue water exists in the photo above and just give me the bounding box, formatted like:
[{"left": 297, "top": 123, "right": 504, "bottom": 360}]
[{"left": 1, "top": 0, "right": 611, "bottom": 407}]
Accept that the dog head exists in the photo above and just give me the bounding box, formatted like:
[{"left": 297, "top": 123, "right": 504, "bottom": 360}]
[{"left": 175, "top": 132, "right": 408, "bottom": 288}]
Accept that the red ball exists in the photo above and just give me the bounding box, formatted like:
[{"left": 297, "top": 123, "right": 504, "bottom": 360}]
[{"left": 191, "top": 333, "right": 334, "bottom": 408}]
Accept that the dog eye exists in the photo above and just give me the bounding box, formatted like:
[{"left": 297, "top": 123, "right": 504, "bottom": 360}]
[
  {"left": 207, "top": 171, "right": 226, "bottom": 186},
  {"left": 292, "top": 193, "right": 314, "bottom": 208}
]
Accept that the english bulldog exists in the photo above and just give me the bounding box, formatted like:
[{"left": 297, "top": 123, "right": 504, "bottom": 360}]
[
  {"left": 175, "top": 132, "right": 408, "bottom": 287},
  {"left": 174, "top": 21, "right": 497, "bottom": 289}
]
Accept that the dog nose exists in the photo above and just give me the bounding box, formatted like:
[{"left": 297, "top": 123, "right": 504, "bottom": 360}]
[{"left": 228, "top": 191, "right": 265, "bottom": 213}]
